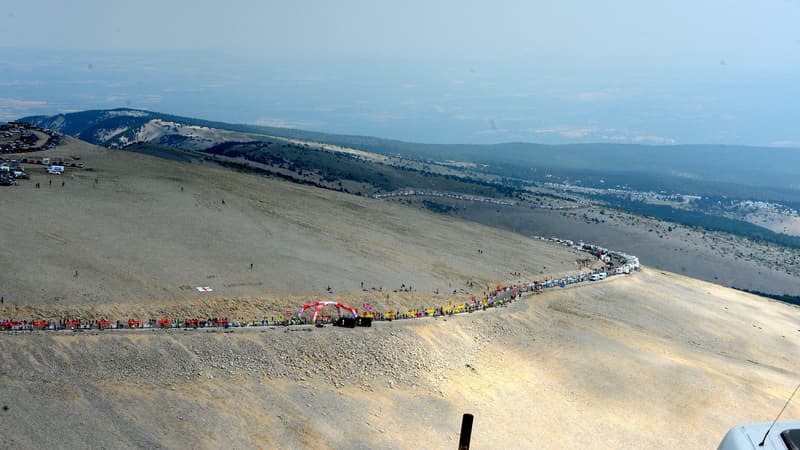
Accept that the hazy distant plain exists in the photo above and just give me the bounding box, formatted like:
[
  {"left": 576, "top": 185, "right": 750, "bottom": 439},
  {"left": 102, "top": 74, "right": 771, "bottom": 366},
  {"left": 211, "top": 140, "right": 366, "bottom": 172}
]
[{"left": 2, "top": 49, "right": 799, "bottom": 147}]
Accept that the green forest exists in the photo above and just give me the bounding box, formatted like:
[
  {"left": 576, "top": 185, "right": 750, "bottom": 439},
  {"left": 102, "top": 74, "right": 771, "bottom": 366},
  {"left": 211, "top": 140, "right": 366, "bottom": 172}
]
[{"left": 203, "top": 141, "right": 518, "bottom": 198}]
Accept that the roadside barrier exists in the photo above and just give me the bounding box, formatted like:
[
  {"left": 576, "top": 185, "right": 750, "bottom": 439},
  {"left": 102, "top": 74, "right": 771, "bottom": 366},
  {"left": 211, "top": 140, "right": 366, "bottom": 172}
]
[{"left": 1, "top": 240, "right": 639, "bottom": 333}]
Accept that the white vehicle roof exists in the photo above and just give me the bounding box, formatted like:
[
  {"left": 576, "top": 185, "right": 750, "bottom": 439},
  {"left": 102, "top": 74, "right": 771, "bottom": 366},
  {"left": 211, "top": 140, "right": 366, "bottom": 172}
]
[{"left": 718, "top": 421, "right": 800, "bottom": 450}]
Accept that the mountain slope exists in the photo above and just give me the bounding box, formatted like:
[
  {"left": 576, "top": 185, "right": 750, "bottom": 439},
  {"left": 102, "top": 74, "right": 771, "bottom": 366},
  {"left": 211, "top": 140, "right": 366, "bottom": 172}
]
[
  {"left": 16, "top": 110, "right": 800, "bottom": 301},
  {"left": 0, "top": 137, "right": 584, "bottom": 315},
  {"left": 21, "top": 108, "right": 800, "bottom": 192},
  {"left": 2, "top": 119, "right": 798, "bottom": 449},
  {"left": 1, "top": 270, "right": 797, "bottom": 449},
  {"left": 21, "top": 109, "right": 248, "bottom": 150}
]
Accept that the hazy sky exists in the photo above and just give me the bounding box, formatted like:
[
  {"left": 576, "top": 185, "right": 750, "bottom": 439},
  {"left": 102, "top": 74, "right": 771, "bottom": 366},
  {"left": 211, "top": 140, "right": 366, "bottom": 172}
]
[
  {"left": 2, "top": 1, "right": 799, "bottom": 145},
  {"left": 2, "top": 1, "right": 798, "bottom": 60}
]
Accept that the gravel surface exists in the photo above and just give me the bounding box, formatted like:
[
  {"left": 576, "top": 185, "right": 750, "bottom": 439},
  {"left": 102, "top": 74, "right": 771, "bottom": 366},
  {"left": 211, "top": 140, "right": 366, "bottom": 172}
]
[{"left": 2, "top": 271, "right": 799, "bottom": 449}]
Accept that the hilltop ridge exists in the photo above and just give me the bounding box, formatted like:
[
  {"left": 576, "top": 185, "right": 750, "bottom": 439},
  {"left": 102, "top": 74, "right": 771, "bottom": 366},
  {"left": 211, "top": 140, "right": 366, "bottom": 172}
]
[{"left": 21, "top": 108, "right": 800, "bottom": 192}]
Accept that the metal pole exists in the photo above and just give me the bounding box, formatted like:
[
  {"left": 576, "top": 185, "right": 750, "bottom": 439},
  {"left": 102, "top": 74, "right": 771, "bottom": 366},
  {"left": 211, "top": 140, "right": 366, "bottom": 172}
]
[{"left": 458, "top": 413, "right": 474, "bottom": 450}]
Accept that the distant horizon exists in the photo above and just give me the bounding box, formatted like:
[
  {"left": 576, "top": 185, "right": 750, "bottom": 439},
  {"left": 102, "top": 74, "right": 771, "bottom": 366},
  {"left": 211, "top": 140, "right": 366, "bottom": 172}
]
[
  {"left": 2, "top": 47, "right": 798, "bottom": 148},
  {"left": 9, "top": 104, "right": 800, "bottom": 151},
  {"left": 3, "top": 2, "right": 799, "bottom": 146}
]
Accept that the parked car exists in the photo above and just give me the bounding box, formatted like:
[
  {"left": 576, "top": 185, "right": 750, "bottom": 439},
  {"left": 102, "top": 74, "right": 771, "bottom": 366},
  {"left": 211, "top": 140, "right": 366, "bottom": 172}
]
[{"left": 0, "top": 174, "right": 16, "bottom": 186}]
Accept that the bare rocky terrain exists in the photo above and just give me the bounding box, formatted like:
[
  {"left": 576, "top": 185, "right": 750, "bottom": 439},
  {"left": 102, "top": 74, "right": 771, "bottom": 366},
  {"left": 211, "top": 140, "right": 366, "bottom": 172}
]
[
  {"left": 0, "top": 138, "right": 584, "bottom": 319},
  {"left": 1, "top": 138, "right": 799, "bottom": 449},
  {"left": 1, "top": 269, "right": 798, "bottom": 449}
]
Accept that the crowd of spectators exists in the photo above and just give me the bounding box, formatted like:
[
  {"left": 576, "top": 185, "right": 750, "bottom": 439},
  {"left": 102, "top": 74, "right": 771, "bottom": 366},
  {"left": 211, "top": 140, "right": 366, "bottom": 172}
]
[{"left": 1, "top": 239, "right": 639, "bottom": 333}]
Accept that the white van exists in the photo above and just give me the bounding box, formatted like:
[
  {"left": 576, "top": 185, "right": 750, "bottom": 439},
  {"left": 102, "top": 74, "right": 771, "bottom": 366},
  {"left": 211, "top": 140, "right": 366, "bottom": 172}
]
[{"left": 47, "top": 165, "right": 64, "bottom": 175}]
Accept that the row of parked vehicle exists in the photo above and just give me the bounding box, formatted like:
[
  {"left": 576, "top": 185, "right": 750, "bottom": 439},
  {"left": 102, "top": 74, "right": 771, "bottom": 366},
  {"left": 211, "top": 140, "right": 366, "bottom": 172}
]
[
  {"left": 0, "top": 160, "right": 30, "bottom": 185},
  {"left": 538, "top": 272, "right": 607, "bottom": 288},
  {"left": 0, "top": 122, "right": 63, "bottom": 153}
]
